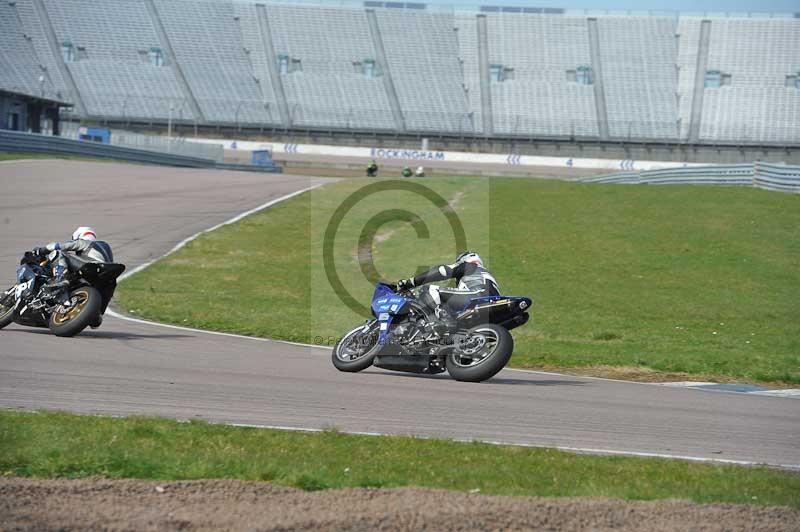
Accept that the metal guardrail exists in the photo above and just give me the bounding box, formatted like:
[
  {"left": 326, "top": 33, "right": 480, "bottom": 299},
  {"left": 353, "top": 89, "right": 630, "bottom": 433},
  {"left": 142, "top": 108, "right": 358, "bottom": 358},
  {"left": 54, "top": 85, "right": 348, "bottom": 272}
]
[
  {"left": 106, "top": 131, "right": 225, "bottom": 163},
  {"left": 583, "top": 163, "right": 800, "bottom": 193},
  {"left": 754, "top": 162, "right": 800, "bottom": 193},
  {"left": 0, "top": 129, "right": 281, "bottom": 172},
  {"left": 0, "top": 129, "right": 212, "bottom": 168},
  {"left": 215, "top": 162, "right": 281, "bottom": 173},
  {"left": 59, "top": 124, "right": 226, "bottom": 163}
]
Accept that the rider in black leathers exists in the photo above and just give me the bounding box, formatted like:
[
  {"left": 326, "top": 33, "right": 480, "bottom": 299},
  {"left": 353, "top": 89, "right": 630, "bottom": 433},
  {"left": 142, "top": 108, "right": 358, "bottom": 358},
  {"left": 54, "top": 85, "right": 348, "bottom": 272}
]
[
  {"left": 397, "top": 251, "right": 499, "bottom": 323},
  {"left": 33, "top": 226, "right": 116, "bottom": 327}
]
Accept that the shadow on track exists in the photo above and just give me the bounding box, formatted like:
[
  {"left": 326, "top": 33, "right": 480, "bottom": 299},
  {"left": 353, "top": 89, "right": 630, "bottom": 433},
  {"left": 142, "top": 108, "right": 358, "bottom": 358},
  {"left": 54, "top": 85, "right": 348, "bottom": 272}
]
[
  {"left": 363, "top": 370, "right": 585, "bottom": 386},
  {"left": 2, "top": 328, "right": 192, "bottom": 341},
  {"left": 484, "top": 377, "right": 586, "bottom": 386}
]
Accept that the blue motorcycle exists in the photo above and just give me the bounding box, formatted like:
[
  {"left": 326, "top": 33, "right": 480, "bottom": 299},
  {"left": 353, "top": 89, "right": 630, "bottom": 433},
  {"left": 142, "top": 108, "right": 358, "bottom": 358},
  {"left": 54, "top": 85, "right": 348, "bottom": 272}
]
[{"left": 332, "top": 282, "right": 532, "bottom": 382}]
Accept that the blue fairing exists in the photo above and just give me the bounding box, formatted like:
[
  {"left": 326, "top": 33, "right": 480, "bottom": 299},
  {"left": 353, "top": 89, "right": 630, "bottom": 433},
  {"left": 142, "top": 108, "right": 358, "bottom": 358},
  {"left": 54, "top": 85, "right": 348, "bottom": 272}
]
[
  {"left": 371, "top": 283, "right": 409, "bottom": 343},
  {"left": 16, "top": 264, "right": 36, "bottom": 283}
]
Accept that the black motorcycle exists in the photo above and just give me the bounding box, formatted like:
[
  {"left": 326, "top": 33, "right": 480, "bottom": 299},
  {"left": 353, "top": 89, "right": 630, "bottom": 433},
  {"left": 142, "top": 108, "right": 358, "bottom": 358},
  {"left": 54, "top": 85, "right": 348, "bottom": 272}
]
[
  {"left": 0, "top": 250, "right": 125, "bottom": 337},
  {"left": 332, "top": 282, "right": 532, "bottom": 382}
]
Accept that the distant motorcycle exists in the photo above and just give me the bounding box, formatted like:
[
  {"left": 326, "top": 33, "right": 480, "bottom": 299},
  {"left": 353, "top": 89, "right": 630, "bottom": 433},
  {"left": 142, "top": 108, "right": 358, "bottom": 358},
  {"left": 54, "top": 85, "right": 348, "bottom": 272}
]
[
  {"left": 0, "top": 250, "right": 125, "bottom": 337},
  {"left": 332, "top": 282, "right": 532, "bottom": 382}
]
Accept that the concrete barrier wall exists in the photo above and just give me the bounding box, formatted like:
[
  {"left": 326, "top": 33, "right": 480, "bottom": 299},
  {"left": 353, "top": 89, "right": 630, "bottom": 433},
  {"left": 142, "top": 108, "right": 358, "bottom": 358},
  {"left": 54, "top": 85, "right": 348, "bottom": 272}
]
[{"left": 192, "top": 138, "right": 709, "bottom": 173}]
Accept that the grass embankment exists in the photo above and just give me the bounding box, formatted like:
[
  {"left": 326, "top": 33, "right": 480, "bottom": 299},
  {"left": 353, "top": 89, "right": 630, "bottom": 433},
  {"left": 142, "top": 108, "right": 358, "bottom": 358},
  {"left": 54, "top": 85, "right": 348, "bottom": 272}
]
[
  {"left": 1, "top": 411, "right": 798, "bottom": 507},
  {"left": 117, "top": 178, "right": 800, "bottom": 385}
]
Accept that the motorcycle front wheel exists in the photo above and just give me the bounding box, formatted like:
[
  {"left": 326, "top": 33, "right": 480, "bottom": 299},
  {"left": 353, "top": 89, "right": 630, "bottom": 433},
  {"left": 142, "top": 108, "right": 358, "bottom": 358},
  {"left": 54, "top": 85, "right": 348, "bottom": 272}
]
[
  {"left": 48, "top": 286, "right": 102, "bottom": 337},
  {"left": 0, "top": 287, "right": 15, "bottom": 330},
  {"left": 331, "top": 320, "right": 381, "bottom": 373},
  {"left": 446, "top": 323, "right": 513, "bottom": 382}
]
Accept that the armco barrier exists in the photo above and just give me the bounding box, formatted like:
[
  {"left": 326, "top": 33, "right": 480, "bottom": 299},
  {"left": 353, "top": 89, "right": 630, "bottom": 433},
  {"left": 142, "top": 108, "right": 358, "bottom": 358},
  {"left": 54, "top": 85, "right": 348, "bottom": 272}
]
[
  {"left": 584, "top": 163, "right": 800, "bottom": 193},
  {"left": 754, "top": 162, "right": 800, "bottom": 192},
  {"left": 215, "top": 162, "right": 281, "bottom": 173},
  {"left": 582, "top": 172, "right": 639, "bottom": 184},
  {"left": 0, "top": 130, "right": 281, "bottom": 172},
  {"left": 0, "top": 129, "right": 212, "bottom": 168},
  {"left": 60, "top": 124, "right": 226, "bottom": 163}
]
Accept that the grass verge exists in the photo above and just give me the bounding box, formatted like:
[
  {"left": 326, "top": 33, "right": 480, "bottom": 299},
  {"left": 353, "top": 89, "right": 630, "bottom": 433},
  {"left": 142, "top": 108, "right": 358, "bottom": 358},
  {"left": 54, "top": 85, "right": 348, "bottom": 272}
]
[
  {"left": 1, "top": 410, "right": 798, "bottom": 507},
  {"left": 116, "top": 177, "right": 800, "bottom": 385},
  {"left": 0, "top": 151, "right": 102, "bottom": 162}
]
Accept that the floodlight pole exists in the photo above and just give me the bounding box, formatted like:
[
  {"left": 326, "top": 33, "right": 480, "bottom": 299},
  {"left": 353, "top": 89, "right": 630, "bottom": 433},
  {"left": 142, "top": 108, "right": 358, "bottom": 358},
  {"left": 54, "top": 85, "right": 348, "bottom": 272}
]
[{"left": 168, "top": 103, "right": 174, "bottom": 139}]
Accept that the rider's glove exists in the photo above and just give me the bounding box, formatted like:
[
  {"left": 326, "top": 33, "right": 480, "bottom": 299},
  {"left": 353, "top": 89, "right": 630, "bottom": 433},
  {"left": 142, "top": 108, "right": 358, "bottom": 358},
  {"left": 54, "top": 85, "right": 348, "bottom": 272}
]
[
  {"left": 397, "top": 278, "right": 414, "bottom": 291},
  {"left": 33, "top": 246, "right": 50, "bottom": 257}
]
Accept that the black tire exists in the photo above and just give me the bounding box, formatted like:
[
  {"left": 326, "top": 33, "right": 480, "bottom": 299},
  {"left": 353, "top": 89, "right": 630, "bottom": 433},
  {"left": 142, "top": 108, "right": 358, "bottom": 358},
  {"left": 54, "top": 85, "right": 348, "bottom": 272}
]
[
  {"left": 446, "top": 323, "right": 513, "bottom": 383},
  {"left": 331, "top": 321, "right": 380, "bottom": 373},
  {"left": 0, "top": 287, "right": 15, "bottom": 330},
  {"left": 48, "top": 286, "right": 102, "bottom": 337}
]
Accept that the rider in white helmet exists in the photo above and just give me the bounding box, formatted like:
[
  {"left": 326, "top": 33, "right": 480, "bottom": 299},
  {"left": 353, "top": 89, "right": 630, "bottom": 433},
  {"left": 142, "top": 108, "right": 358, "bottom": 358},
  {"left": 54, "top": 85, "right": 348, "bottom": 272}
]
[
  {"left": 35, "top": 226, "right": 114, "bottom": 286},
  {"left": 34, "top": 227, "right": 115, "bottom": 327},
  {"left": 397, "top": 251, "right": 499, "bottom": 328}
]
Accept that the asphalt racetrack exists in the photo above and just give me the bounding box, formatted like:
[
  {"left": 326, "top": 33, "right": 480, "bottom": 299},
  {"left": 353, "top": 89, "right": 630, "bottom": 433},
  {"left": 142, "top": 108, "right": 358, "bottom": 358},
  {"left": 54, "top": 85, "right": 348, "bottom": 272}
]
[{"left": 0, "top": 160, "right": 798, "bottom": 469}]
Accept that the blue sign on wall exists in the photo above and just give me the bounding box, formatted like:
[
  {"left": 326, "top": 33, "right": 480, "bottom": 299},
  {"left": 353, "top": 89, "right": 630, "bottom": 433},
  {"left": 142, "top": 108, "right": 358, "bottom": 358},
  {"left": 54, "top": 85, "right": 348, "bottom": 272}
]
[
  {"left": 78, "top": 127, "right": 110, "bottom": 144},
  {"left": 252, "top": 149, "right": 274, "bottom": 166}
]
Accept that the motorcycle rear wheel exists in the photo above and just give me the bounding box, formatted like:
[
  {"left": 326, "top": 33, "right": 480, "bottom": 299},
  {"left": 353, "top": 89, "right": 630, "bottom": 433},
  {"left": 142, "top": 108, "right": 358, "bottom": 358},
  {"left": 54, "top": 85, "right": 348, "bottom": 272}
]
[
  {"left": 48, "top": 286, "right": 102, "bottom": 337},
  {"left": 332, "top": 321, "right": 380, "bottom": 373},
  {"left": 446, "top": 323, "right": 513, "bottom": 383},
  {"left": 0, "top": 287, "right": 15, "bottom": 330}
]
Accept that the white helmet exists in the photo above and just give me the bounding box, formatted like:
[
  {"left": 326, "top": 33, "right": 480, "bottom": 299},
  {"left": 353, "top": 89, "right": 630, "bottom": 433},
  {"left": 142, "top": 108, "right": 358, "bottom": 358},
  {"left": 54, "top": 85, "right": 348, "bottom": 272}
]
[
  {"left": 455, "top": 250, "right": 482, "bottom": 267},
  {"left": 72, "top": 226, "right": 97, "bottom": 242}
]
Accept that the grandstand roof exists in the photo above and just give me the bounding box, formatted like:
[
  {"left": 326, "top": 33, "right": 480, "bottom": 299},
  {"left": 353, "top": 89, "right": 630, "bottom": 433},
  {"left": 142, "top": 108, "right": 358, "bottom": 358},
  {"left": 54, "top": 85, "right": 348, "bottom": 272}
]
[{"left": 0, "top": 88, "right": 71, "bottom": 107}]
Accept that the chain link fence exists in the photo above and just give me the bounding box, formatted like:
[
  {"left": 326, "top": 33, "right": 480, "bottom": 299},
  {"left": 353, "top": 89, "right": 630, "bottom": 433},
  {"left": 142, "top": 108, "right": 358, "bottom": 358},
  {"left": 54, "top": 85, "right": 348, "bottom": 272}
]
[{"left": 60, "top": 124, "right": 224, "bottom": 163}]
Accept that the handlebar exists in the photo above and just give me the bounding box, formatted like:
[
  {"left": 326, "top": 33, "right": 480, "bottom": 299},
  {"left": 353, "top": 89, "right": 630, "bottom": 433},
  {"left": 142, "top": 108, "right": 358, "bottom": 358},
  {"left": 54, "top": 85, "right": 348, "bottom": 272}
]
[{"left": 20, "top": 249, "right": 52, "bottom": 267}]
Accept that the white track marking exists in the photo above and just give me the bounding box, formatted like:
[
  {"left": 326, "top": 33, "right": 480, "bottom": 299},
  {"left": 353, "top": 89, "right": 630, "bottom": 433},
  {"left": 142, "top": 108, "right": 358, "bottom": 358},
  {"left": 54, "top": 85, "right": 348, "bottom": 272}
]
[
  {"left": 220, "top": 422, "right": 800, "bottom": 471},
  {"left": 746, "top": 389, "right": 800, "bottom": 397},
  {"left": 119, "top": 185, "right": 322, "bottom": 281},
  {"left": 506, "top": 370, "right": 799, "bottom": 399},
  {"left": 103, "top": 179, "right": 797, "bottom": 468},
  {"left": 110, "top": 183, "right": 330, "bottom": 352},
  {"left": 110, "top": 182, "right": 798, "bottom": 400},
  {"left": 106, "top": 312, "right": 798, "bottom": 399},
  {"left": 104, "top": 309, "right": 327, "bottom": 351},
  {"left": 660, "top": 381, "right": 718, "bottom": 387},
  {"left": 14, "top": 409, "right": 800, "bottom": 471}
]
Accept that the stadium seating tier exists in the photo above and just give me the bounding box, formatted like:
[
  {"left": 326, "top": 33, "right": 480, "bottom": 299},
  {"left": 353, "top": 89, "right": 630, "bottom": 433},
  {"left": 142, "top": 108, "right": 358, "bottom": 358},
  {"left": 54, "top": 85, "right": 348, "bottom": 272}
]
[{"left": 1, "top": 0, "right": 797, "bottom": 144}]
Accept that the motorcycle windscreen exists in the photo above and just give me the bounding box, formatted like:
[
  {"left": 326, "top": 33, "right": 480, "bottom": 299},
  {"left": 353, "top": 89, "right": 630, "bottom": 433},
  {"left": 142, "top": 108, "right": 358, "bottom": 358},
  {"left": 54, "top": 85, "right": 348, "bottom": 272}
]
[
  {"left": 370, "top": 283, "right": 408, "bottom": 317},
  {"left": 16, "top": 263, "right": 36, "bottom": 283}
]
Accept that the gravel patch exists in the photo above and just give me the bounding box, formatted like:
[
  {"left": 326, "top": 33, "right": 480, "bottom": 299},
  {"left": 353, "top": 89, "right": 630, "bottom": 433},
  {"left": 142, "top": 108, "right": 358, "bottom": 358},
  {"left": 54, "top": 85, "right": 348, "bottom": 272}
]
[{"left": 2, "top": 477, "right": 798, "bottom": 531}]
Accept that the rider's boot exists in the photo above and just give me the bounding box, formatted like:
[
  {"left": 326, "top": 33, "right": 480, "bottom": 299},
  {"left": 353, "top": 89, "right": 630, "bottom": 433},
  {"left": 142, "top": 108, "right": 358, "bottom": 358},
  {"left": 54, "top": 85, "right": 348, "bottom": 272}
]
[
  {"left": 434, "top": 305, "right": 458, "bottom": 332},
  {"left": 89, "top": 314, "right": 103, "bottom": 329},
  {"left": 43, "top": 265, "right": 69, "bottom": 293}
]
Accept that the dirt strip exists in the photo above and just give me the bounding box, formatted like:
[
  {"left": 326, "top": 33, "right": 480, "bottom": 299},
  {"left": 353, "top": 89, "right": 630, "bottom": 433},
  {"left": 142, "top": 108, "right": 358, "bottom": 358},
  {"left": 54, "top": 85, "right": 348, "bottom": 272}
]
[{"left": 2, "top": 477, "right": 797, "bottom": 531}]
